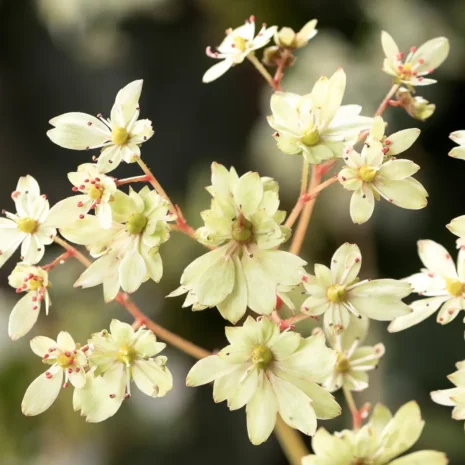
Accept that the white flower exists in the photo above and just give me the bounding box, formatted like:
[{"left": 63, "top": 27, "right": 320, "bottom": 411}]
[
  {"left": 267, "top": 69, "right": 373, "bottom": 163},
  {"left": 0, "top": 175, "right": 56, "bottom": 269},
  {"left": 303, "top": 402, "right": 447, "bottom": 465},
  {"left": 338, "top": 116, "right": 428, "bottom": 224},
  {"left": 47, "top": 163, "right": 117, "bottom": 229},
  {"left": 22, "top": 332, "right": 87, "bottom": 416},
  {"left": 169, "top": 163, "right": 306, "bottom": 323},
  {"left": 203, "top": 16, "right": 277, "bottom": 83},
  {"left": 186, "top": 317, "right": 340, "bottom": 445},
  {"left": 381, "top": 31, "right": 449, "bottom": 86},
  {"left": 431, "top": 360, "right": 465, "bottom": 429},
  {"left": 274, "top": 19, "right": 318, "bottom": 49},
  {"left": 322, "top": 315, "right": 385, "bottom": 392},
  {"left": 73, "top": 319, "right": 172, "bottom": 422},
  {"left": 61, "top": 186, "right": 174, "bottom": 302},
  {"left": 8, "top": 263, "right": 51, "bottom": 341},
  {"left": 449, "top": 130, "right": 465, "bottom": 161},
  {"left": 389, "top": 240, "right": 465, "bottom": 332},
  {"left": 301, "top": 243, "right": 412, "bottom": 332},
  {"left": 47, "top": 80, "right": 154, "bottom": 173}
]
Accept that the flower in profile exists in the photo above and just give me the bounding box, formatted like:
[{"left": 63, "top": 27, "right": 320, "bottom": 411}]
[
  {"left": 202, "top": 16, "right": 277, "bottom": 83},
  {"left": 338, "top": 116, "right": 428, "bottom": 224},
  {"left": 47, "top": 163, "right": 117, "bottom": 229},
  {"left": 389, "top": 240, "right": 465, "bottom": 332},
  {"left": 8, "top": 263, "right": 51, "bottom": 340},
  {"left": 302, "top": 401, "right": 447, "bottom": 465},
  {"left": 73, "top": 320, "right": 172, "bottom": 422},
  {"left": 381, "top": 31, "right": 449, "bottom": 86},
  {"left": 274, "top": 19, "right": 318, "bottom": 49},
  {"left": 449, "top": 130, "right": 465, "bottom": 161},
  {"left": 168, "top": 163, "right": 306, "bottom": 323},
  {"left": 0, "top": 175, "right": 56, "bottom": 269},
  {"left": 47, "top": 80, "right": 154, "bottom": 173},
  {"left": 431, "top": 360, "right": 465, "bottom": 429},
  {"left": 301, "top": 243, "right": 411, "bottom": 332},
  {"left": 186, "top": 317, "right": 340, "bottom": 445},
  {"left": 322, "top": 315, "right": 385, "bottom": 392},
  {"left": 396, "top": 87, "right": 436, "bottom": 121},
  {"left": 61, "top": 186, "right": 174, "bottom": 302},
  {"left": 267, "top": 69, "right": 373, "bottom": 163},
  {"left": 22, "top": 332, "right": 87, "bottom": 416}
]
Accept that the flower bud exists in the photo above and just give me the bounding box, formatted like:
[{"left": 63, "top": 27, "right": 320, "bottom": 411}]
[
  {"left": 275, "top": 27, "right": 298, "bottom": 48},
  {"left": 396, "top": 87, "right": 436, "bottom": 121},
  {"left": 262, "top": 46, "right": 295, "bottom": 67}
]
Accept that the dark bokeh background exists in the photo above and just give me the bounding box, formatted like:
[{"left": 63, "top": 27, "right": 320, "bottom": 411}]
[{"left": 0, "top": 0, "right": 465, "bottom": 463}]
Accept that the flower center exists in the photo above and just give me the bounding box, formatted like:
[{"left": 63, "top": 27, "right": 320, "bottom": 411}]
[
  {"left": 251, "top": 345, "right": 272, "bottom": 370},
  {"left": 232, "top": 35, "right": 248, "bottom": 52},
  {"left": 112, "top": 127, "right": 129, "bottom": 145},
  {"left": 335, "top": 353, "right": 350, "bottom": 373},
  {"left": 301, "top": 126, "right": 320, "bottom": 146},
  {"left": 359, "top": 165, "right": 377, "bottom": 183},
  {"left": 127, "top": 212, "right": 148, "bottom": 234},
  {"left": 57, "top": 353, "right": 74, "bottom": 368},
  {"left": 17, "top": 217, "right": 38, "bottom": 234},
  {"left": 88, "top": 185, "right": 103, "bottom": 200},
  {"left": 117, "top": 344, "right": 135, "bottom": 365},
  {"left": 399, "top": 62, "right": 414, "bottom": 80},
  {"left": 445, "top": 278, "right": 464, "bottom": 297},
  {"left": 327, "top": 284, "right": 347, "bottom": 303},
  {"left": 28, "top": 276, "right": 44, "bottom": 291},
  {"left": 231, "top": 216, "right": 253, "bottom": 243}
]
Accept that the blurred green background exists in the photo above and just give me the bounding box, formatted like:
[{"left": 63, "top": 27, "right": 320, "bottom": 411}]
[{"left": 0, "top": 0, "right": 465, "bottom": 463}]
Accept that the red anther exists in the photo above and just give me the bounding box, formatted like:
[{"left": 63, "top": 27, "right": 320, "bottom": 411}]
[
  {"left": 418, "top": 58, "right": 425, "bottom": 64},
  {"left": 32, "top": 296, "right": 37, "bottom": 301},
  {"left": 48, "top": 347, "right": 56, "bottom": 352},
  {"left": 79, "top": 184, "right": 85, "bottom": 190},
  {"left": 382, "top": 147, "right": 389, "bottom": 154},
  {"left": 77, "top": 201, "right": 84, "bottom": 207},
  {"left": 28, "top": 273, "right": 34, "bottom": 279},
  {"left": 79, "top": 214, "right": 85, "bottom": 219},
  {"left": 388, "top": 198, "right": 393, "bottom": 203},
  {"left": 355, "top": 257, "right": 360, "bottom": 263},
  {"left": 90, "top": 180, "right": 96, "bottom": 184},
  {"left": 231, "top": 43, "right": 236, "bottom": 48},
  {"left": 310, "top": 315, "right": 320, "bottom": 321},
  {"left": 302, "top": 275, "right": 308, "bottom": 282},
  {"left": 396, "top": 52, "right": 404, "bottom": 61},
  {"left": 418, "top": 77, "right": 424, "bottom": 81},
  {"left": 22, "top": 284, "right": 27, "bottom": 289},
  {"left": 38, "top": 294, "right": 44, "bottom": 301},
  {"left": 341, "top": 176, "right": 347, "bottom": 181},
  {"left": 95, "top": 177, "right": 101, "bottom": 182},
  {"left": 427, "top": 68, "right": 434, "bottom": 74},
  {"left": 32, "top": 305, "right": 38, "bottom": 310},
  {"left": 446, "top": 254, "right": 451, "bottom": 260},
  {"left": 63, "top": 382, "right": 69, "bottom": 389},
  {"left": 64, "top": 351, "right": 71, "bottom": 357},
  {"left": 439, "top": 317, "right": 444, "bottom": 322},
  {"left": 124, "top": 393, "right": 131, "bottom": 399},
  {"left": 96, "top": 199, "right": 102, "bottom": 204},
  {"left": 43, "top": 354, "right": 49, "bottom": 359},
  {"left": 68, "top": 368, "right": 73, "bottom": 373},
  {"left": 72, "top": 186, "right": 79, "bottom": 192},
  {"left": 109, "top": 394, "right": 116, "bottom": 399},
  {"left": 11, "top": 190, "right": 20, "bottom": 200},
  {"left": 95, "top": 184, "right": 101, "bottom": 189},
  {"left": 410, "top": 46, "right": 417, "bottom": 53},
  {"left": 15, "top": 288, "right": 22, "bottom": 293},
  {"left": 428, "top": 272, "right": 434, "bottom": 278},
  {"left": 45, "top": 372, "right": 52, "bottom": 379},
  {"left": 397, "top": 65, "right": 403, "bottom": 71},
  {"left": 75, "top": 367, "right": 80, "bottom": 372},
  {"left": 448, "top": 309, "right": 455, "bottom": 315},
  {"left": 87, "top": 122, "right": 92, "bottom": 126},
  {"left": 249, "top": 15, "right": 255, "bottom": 22},
  {"left": 384, "top": 139, "right": 391, "bottom": 145},
  {"left": 275, "top": 295, "right": 283, "bottom": 311},
  {"left": 73, "top": 350, "right": 77, "bottom": 354},
  {"left": 84, "top": 179, "right": 89, "bottom": 183}
]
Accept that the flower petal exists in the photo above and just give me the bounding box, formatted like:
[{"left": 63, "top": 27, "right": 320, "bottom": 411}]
[
  {"left": 8, "top": 292, "right": 41, "bottom": 341},
  {"left": 22, "top": 369, "right": 62, "bottom": 416},
  {"left": 132, "top": 359, "right": 173, "bottom": 397},
  {"left": 350, "top": 187, "right": 374, "bottom": 224},
  {"left": 119, "top": 250, "right": 147, "bottom": 294},
  {"left": 186, "top": 355, "right": 233, "bottom": 387},
  {"left": 384, "top": 128, "right": 420, "bottom": 156},
  {"left": 381, "top": 31, "right": 399, "bottom": 58},
  {"left": 417, "top": 240, "right": 457, "bottom": 278},
  {"left": 202, "top": 60, "right": 233, "bottom": 83},
  {"left": 374, "top": 177, "right": 428, "bottom": 210},
  {"left": 330, "top": 243, "right": 361, "bottom": 285}
]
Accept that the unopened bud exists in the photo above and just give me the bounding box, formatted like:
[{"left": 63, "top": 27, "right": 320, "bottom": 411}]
[
  {"left": 262, "top": 46, "right": 295, "bottom": 68},
  {"left": 395, "top": 87, "right": 436, "bottom": 122},
  {"left": 275, "top": 27, "right": 298, "bottom": 48}
]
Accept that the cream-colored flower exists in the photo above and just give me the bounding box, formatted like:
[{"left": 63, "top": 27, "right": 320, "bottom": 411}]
[
  {"left": 73, "top": 320, "right": 172, "bottom": 422},
  {"left": 8, "top": 263, "right": 51, "bottom": 340},
  {"left": 47, "top": 80, "right": 153, "bottom": 173},
  {"left": 267, "top": 69, "right": 373, "bottom": 163},
  {"left": 381, "top": 31, "right": 449, "bottom": 86},
  {"left": 22, "top": 332, "right": 87, "bottom": 416},
  {"left": 0, "top": 175, "right": 56, "bottom": 268},
  {"left": 274, "top": 19, "right": 318, "bottom": 49},
  {"left": 187, "top": 317, "right": 340, "bottom": 445},
  {"left": 449, "top": 130, "right": 465, "bottom": 161},
  {"left": 338, "top": 116, "right": 427, "bottom": 224},
  {"left": 301, "top": 243, "right": 411, "bottom": 332},
  {"left": 202, "top": 16, "right": 277, "bottom": 83}
]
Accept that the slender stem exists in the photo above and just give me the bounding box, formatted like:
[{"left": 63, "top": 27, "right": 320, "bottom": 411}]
[
  {"left": 42, "top": 250, "right": 73, "bottom": 271},
  {"left": 274, "top": 415, "right": 310, "bottom": 465},
  {"left": 342, "top": 386, "right": 362, "bottom": 430},
  {"left": 116, "top": 175, "right": 151, "bottom": 186},
  {"left": 273, "top": 48, "right": 291, "bottom": 91},
  {"left": 300, "top": 159, "right": 310, "bottom": 196},
  {"left": 248, "top": 54, "right": 279, "bottom": 90},
  {"left": 375, "top": 84, "right": 400, "bottom": 117},
  {"left": 53, "top": 236, "right": 210, "bottom": 360}
]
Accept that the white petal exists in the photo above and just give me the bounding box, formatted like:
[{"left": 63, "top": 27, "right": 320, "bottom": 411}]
[
  {"left": 412, "top": 37, "right": 450, "bottom": 73},
  {"left": 110, "top": 319, "right": 134, "bottom": 344},
  {"left": 111, "top": 80, "right": 143, "bottom": 128},
  {"left": 119, "top": 250, "right": 147, "bottom": 294},
  {"left": 22, "top": 369, "right": 62, "bottom": 416},
  {"left": 381, "top": 31, "right": 399, "bottom": 58},
  {"left": 384, "top": 128, "right": 420, "bottom": 156},
  {"left": 202, "top": 60, "right": 233, "bottom": 83},
  {"left": 227, "top": 368, "right": 259, "bottom": 410},
  {"left": 389, "top": 450, "right": 448, "bottom": 465},
  {"left": 0, "top": 231, "right": 24, "bottom": 269},
  {"left": 97, "top": 145, "right": 122, "bottom": 174},
  {"left": 417, "top": 240, "right": 457, "bottom": 278},
  {"left": 8, "top": 292, "right": 41, "bottom": 340},
  {"left": 449, "top": 146, "right": 465, "bottom": 160},
  {"left": 431, "top": 387, "right": 463, "bottom": 406},
  {"left": 132, "top": 360, "right": 173, "bottom": 397},
  {"left": 374, "top": 177, "right": 428, "bottom": 210},
  {"left": 234, "top": 172, "right": 263, "bottom": 218},
  {"left": 74, "top": 255, "right": 116, "bottom": 289},
  {"left": 322, "top": 68, "right": 346, "bottom": 127},
  {"left": 47, "top": 195, "right": 90, "bottom": 228},
  {"left": 450, "top": 130, "right": 465, "bottom": 146},
  {"left": 30, "top": 336, "right": 57, "bottom": 357},
  {"left": 350, "top": 187, "right": 375, "bottom": 224},
  {"left": 69, "top": 368, "right": 86, "bottom": 388},
  {"left": 57, "top": 331, "right": 76, "bottom": 352},
  {"left": 330, "top": 243, "right": 361, "bottom": 285},
  {"left": 22, "top": 234, "right": 45, "bottom": 265},
  {"left": 186, "top": 355, "right": 232, "bottom": 387},
  {"left": 378, "top": 159, "right": 420, "bottom": 180}
]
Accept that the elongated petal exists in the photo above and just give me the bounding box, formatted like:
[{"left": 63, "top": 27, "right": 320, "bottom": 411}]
[
  {"left": 350, "top": 187, "right": 375, "bottom": 224},
  {"left": 431, "top": 387, "right": 463, "bottom": 406},
  {"left": 30, "top": 335, "right": 57, "bottom": 357},
  {"left": 447, "top": 215, "right": 465, "bottom": 238},
  {"left": 412, "top": 37, "right": 450, "bottom": 73},
  {"left": 389, "top": 450, "right": 448, "bottom": 465},
  {"left": 417, "top": 240, "right": 457, "bottom": 278},
  {"left": 202, "top": 60, "right": 233, "bottom": 83},
  {"left": 132, "top": 359, "right": 173, "bottom": 397},
  {"left": 119, "top": 250, "right": 147, "bottom": 294},
  {"left": 47, "top": 195, "right": 90, "bottom": 228},
  {"left": 186, "top": 355, "right": 233, "bottom": 387},
  {"left": 449, "top": 146, "right": 465, "bottom": 160},
  {"left": 57, "top": 331, "right": 76, "bottom": 352},
  {"left": 331, "top": 243, "right": 361, "bottom": 285},
  {"left": 8, "top": 292, "right": 41, "bottom": 340},
  {"left": 111, "top": 80, "right": 143, "bottom": 128},
  {"left": 381, "top": 31, "right": 399, "bottom": 58},
  {"left": 378, "top": 159, "right": 420, "bottom": 180},
  {"left": 384, "top": 129, "right": 421, "bottom": 156},
  {"left": 234, "top": 172, "right": 263, "bottom": 218},
  {"left": 375, "top": 177, "right": 428, "bottom": 210},
  {"left": 22, "top": 369, "right": 62, "bottom": 416},
  {"left": 255, "top": 249, "right": 306, "bottom": 286}
]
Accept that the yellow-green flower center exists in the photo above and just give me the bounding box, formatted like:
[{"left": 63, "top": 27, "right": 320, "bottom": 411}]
[
  {"left": 445, "top": 278, "right": 464, "bottom": 297},
  {"left": 231, "top": 216, "right": 253, "bottom": 243},
  {"left": 359, "top": 165, "right": 377, "bottom": 183},
  {"left": 112, "top": 126, "right": 129, "bottom": 145},
  {"left": 17, "top": 217, "right": 38, "bottom": 234},
  {"left": 127, "top": 213, "right": 148, "bottom": 234},
  {"left": 88, "top": 185, "right": 103, "bottom": 200},
  {"left": 327, "top": 284, "right": 347, "bottom": 303},
  {"left": 399, "top": 62, "right": 414, "bottom": 80},
  {"left": 28, "top": 277, "right": 43, "bottom": 291},
  {"left": 335, "top": 353, "right": 350, "bottom": 373},
  {"left": 117, "top": 344, "right": 136, "bottom": 365},
  {"left": 57, "top": 353, "right": 74, "bottom": 368},
  {"left": 251, "top": 345, "right": 272, "bottom": 370},
  {"left": 301, "top": 126, "right": 320, "bottom": 146},
  {"left": 232, "top": 35, "right": 247, "bottom": 52}
]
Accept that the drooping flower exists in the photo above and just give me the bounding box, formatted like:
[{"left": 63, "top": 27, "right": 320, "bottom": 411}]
[
  {"left": 73, "top": 319, "right": 172, "bottom": 422},
  {"left": 449, "top": 130, "right": 465, "bottom": 161},
  {"left": 47, "top": 80, "right": 154, "bottom": 173},
  {"left": 301, "top": 243, "right": 411, "bottom": 332},
  {"left": 389, "top": 240, "right": 465, "bottom": 332},
  {"left": 267, "top": 69, "right": 373, "bottom": 163},
  {"left": 302, "top": 401, "right": 447, "bottom": 465},
  {"left": 22, "top": 332, "right": 87, "bottom": 416},
  {"left": 202, "top": 16, "right": 277, "bottom": 83},
  {"left": 186, "top": 316, "right": 340, "bottom": 445},
  {"left": 274, "top": 19, "right": 318, "bottom": 49},
  {"left": 47, "top": 163, "right": 117, "bottom": 229},
  {"left": 61, "top": 186, "right": 174, "bottom": 302},
  {"left": 168, "top": 163, "right": 306, "bottom": 323},
  {"left": 338, "top": 116, "right": 428, "bottom": 224},
  {"left": 395, "top": 87, "right": 436, "bottom": 121},
  {"left": 431, "top": 360, "right": 465, "bottom": 429},
  {"left": 321, "top": 315, "right": 385, "bottom": 392},
  {"left": 0, "top": 175, "right": 56, "bottom": 269},
  {"left": 8, "top": 263, "right": 51, "bottom": 340},
  {"left": 381, "top": 31, "right": 449, "bottom": 86}
]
